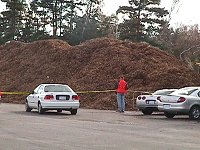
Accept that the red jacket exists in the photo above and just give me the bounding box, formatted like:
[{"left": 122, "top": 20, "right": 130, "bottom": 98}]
[{"left": 116, "top": 79, "right": 128, "bottom": 94}]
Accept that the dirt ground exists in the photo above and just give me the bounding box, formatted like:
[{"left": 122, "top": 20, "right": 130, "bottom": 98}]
[{"left": 1, "top": 38, "right": 200, "bottom": 110}]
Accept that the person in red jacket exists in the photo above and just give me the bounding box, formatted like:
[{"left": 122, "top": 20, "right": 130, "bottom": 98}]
[
  {"left": 0, "top": 91, "right": 2, "bottom": 104},
  {"left": 115, "top": 76, "right": 128, "bottom": 113}
]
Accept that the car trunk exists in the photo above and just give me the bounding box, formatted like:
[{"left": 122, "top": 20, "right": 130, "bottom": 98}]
[
  {"left": 45, "top": 92, "right": 74, "bottom": 102},
  {"left": 160, "top": 95, "right": 180, "bottom": 103}
]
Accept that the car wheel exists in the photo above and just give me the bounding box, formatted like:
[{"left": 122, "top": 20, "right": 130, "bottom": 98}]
[
  {"left": 70, "top": 109, "right": 77, "bottom": 115},
  {"left": 164, "top": 112, "right": 175, "bottom": 118},
  {"left": 57, "top": 110, "right": 62, "bottom": 113},
  {"left": 189, "top": 106, "right": 200, "bottom": 120},
  {"left": 38, "top": 102, "right": 44, "bottom": 114},
  {"left": 142, "top": 108, "right": 153, "bottom": 115},
  {"left": 25, "top": 100, "right": 32, "bottom": 112}
]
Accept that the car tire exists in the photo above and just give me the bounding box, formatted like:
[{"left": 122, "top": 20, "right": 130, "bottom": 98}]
[
  {"left": 142, "top": 108, "right": 153, "bottom": 115},
  {"left": 57, "top": 110, "right": 62, "bottom": 113},
  {"left": 38, "top": 102, "right": 44, "bottom": 114},
  {"left": 164, "top": 112, "right": 175, "bottom": 118},
  {"left": 189, "top": 106, "right": 200, "bottom": 120},
  {"left": 70, "top": 109, "right": 77, "bottom": 115},
  {"left": 25, "top": 100, "right": 32, "bottom": 112}
]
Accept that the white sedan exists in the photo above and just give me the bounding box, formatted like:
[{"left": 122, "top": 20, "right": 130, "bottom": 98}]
[
  {"left": 136, "top": 89, "right": 177, "bottom": 115},
  {"left": 158, "top": 87, "right": 200, "bottom": 120},
  {"left": 25, "top": 84, "right": 80, "bottom": 115}
]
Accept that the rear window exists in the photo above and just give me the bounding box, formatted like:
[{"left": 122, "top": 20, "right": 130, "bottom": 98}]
[
  {"left": 44, "top": 85, "right": 72, "bottom": 92},
  {"left": 153, "top": 90, "right": 174, "bottom": 95},
  {"left": 170, "top": 88, "right": 197, "bottom": 96}
]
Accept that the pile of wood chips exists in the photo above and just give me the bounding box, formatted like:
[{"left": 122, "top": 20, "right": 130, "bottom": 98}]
[{"left": 1, "top": 38, "right": 200, "bottom": 110}]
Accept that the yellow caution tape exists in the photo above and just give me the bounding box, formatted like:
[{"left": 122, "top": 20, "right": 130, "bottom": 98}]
[
  {"left": 76, "top": 90, "right": 116, "bottom": 94},
  {"left": 77, "top": 90, "right": 151, "bottom": 94},
  {"left": 2, "top": 92, "right": 31, "bottom": 95},
  {"left": 1, "top": 90, "right": 116, "bottom": 95},
  {"left": 1, "top": 90, "right": 152, "bottom": 95}
]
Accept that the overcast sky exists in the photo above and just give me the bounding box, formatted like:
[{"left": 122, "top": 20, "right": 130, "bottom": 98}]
[
  {"left": 0, "top": 0, "right": 200, "bottom": 28},
  {"left": 103, "top": 0, "right": 200, "bottom": 27}
]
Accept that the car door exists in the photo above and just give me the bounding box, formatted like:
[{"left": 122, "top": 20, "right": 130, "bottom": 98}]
[
  {"left": 28, "top": 85, "right": 43, "bottom": 108},
  {"left": 27, "top": 93, "right": 35, "bottom": 108},
  {"left": 32, "top": 85, "right": 44, "bottom": 108},
  {"left": 27, "top": 85, "right": 41, "bottom": 108},
  {"left": 190, "top": 89, "right": 200, "bottom": 106}
]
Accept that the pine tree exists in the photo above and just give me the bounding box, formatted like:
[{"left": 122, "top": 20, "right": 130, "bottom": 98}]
[
  {"left": 65, "top": 0, "right": 105, "bottom": 45},
  {"left": 1, "top": 0, "right": 28, "bottom": 42},
  {"left": 117, "top": 0, "right": 169, "bottom": 42},
  {"left": 30, "top": 0, "right": 85, "bottom": 38},
  {"left": 0, "top": 14, "right": 5, "bottom": 44}
]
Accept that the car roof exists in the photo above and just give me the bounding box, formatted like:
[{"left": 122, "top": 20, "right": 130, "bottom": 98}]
[
  {"left": 155, "top": 89, "right": 177, "bottom": 92},
  {"left": 40, "top": 83, "right": 68, "bottom": 86},
  {"left": 180, "top": 87, "right": 200, "bottom": 90}
]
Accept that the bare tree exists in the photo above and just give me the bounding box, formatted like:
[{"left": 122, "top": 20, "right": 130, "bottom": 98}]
[{"left": 168, "top": 0, "right": 181, "bottom": 22}]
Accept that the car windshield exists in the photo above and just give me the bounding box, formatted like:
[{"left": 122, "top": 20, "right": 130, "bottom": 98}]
[
  {"left": 170, "top": 88, "right": 197, "bottom": 96},
  {"left": 44, "top": 85, "right": 72, "bottom": 92},
  {"left": 153, "top": 90, "right": 175, "bottom": 95}
]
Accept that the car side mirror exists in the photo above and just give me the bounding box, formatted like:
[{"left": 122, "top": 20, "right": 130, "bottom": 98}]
[{"left": 31, "top": 91, "right": 36, "bottom": 94}]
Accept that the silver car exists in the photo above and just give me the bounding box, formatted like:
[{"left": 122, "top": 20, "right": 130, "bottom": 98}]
[
  {"left": 158, "top": 87, "right": 200, "bottom": 120},
  {"left": 136, "top": 89, "right": 176, "bottom": 115},
  {"left": 25, "top": 84, "right": 80, "bottom": 115}
]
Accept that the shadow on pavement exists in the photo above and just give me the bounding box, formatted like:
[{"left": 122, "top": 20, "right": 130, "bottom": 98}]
[{"left": 10, "top": 110, "right": 72, "bottom": 118}]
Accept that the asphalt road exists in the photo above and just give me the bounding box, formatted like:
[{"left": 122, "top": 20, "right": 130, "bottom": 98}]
[{"left": 0, "top": 103, "right": 200, "bottom": 150}]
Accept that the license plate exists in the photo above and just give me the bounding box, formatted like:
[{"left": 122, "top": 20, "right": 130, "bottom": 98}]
[
  {"left": 146, "top": 100, "right": 155, "bottom": 104},
  {"left": 163, "top": 104, "right": 170, "bottom": 109},
  {"left": 148, "top": 101, "right": 155, "bottom": 105},
  {"left": 59, "top": 96, "right": 66, "bottom": 100}
]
